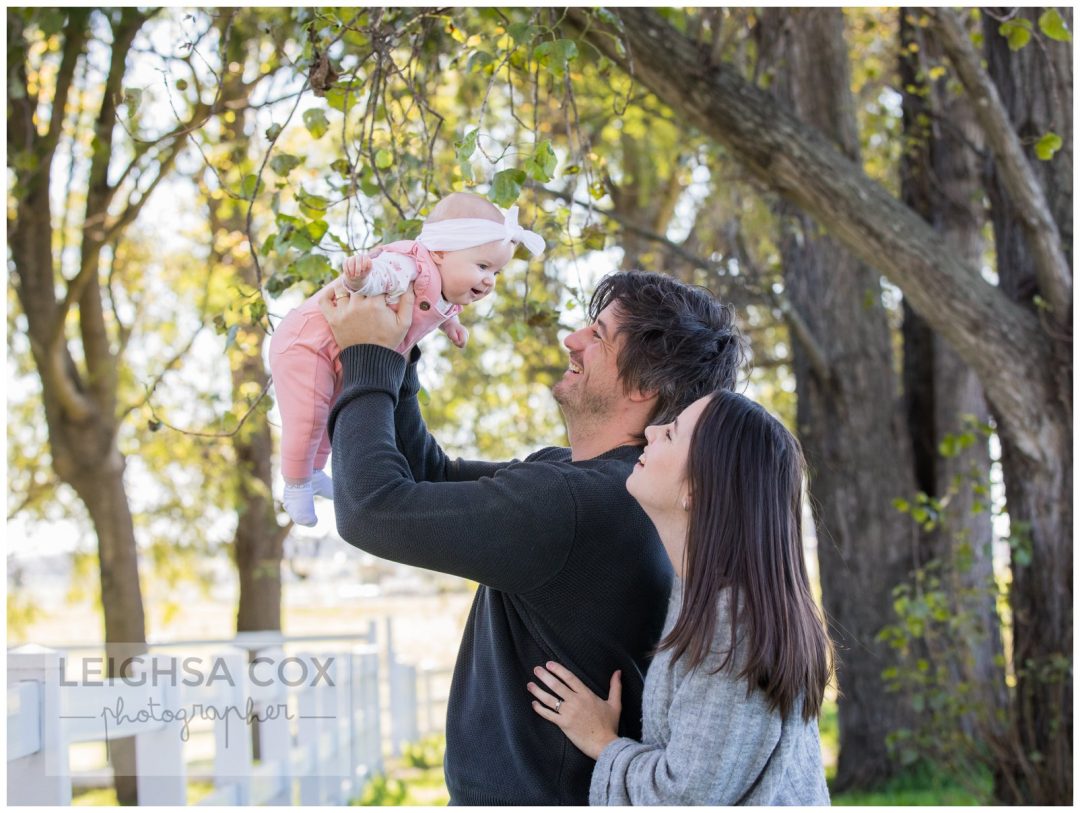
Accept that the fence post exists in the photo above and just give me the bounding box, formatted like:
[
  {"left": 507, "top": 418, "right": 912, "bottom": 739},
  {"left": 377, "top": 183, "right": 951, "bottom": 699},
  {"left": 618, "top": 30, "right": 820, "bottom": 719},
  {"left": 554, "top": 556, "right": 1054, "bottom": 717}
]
[
  {"left": 296, "top": 652, "right": 324, "bottom": 805},
  {"left": 133, "top": 654, "right": 187, "bottom": 805},
  {"left": 361, "top": 649, "right": 383, "bottom": 776},
  {"left": 210, "top": 648, "right": 252, "bottom": 805},
  {"left": 389, "top": 661, "right": 418, "bottom": 758},
  {"left": 252, "top": 646, "right": 292, "bottom": 805},
  {"left": 7, "top": 646, "right": 70, "bottom": 805}
]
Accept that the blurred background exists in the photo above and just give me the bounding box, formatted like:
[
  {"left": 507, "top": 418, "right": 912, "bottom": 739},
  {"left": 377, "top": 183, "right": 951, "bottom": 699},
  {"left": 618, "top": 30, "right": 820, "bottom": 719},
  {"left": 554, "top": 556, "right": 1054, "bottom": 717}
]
[{"left": 7, "top": 6, "right": 1072, "bottom": 806}]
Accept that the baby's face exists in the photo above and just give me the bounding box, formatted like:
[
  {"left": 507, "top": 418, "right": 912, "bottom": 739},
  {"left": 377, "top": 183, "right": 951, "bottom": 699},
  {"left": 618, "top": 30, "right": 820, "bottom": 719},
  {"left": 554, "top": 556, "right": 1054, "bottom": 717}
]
[{"left": 434, "top": 240, "right": 515, "bottom": 305}]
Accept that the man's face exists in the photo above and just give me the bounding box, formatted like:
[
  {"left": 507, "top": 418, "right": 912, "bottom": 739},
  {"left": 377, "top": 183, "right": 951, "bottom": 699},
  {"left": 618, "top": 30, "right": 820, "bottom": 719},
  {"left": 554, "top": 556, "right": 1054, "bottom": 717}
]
[{"left": 552, "top": 302, "right": 627, "bottom": 420}]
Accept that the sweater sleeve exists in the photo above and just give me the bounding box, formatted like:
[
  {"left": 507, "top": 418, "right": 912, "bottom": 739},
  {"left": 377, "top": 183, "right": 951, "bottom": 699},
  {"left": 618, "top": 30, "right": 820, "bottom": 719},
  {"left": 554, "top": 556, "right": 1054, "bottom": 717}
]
[
  {"left": 328, "top": 343, "right": 577, "bottom": 593},
  {"left": 393, "top": 348, "right": 512, "bottom": 483},
  {"left": 588, "top": 635, "right": 783, "bottom": 804}
]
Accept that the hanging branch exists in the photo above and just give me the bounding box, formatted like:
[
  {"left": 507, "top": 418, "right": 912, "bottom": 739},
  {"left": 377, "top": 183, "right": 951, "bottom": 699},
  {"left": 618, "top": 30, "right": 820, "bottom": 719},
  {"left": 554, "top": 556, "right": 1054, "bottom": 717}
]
[{"left": 927, "top": 8, "right": 1072, "bottom": 321}]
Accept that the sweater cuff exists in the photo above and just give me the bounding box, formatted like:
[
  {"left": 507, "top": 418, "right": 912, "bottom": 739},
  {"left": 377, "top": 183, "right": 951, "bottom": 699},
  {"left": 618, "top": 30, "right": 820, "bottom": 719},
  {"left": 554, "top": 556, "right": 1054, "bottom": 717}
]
[
  {"left": 338, "top": 343, "right": 408, "bottom": 396},
  {"left": 401, "top": 345, "right": 422, "bottom": 400}
]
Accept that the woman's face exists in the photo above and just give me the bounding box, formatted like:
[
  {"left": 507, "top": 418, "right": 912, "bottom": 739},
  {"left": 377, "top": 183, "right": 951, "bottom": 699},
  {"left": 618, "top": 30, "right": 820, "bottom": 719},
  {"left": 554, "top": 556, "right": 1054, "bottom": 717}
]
[{"left": 627, "top": 394, "right": 713, "bottom": 515}]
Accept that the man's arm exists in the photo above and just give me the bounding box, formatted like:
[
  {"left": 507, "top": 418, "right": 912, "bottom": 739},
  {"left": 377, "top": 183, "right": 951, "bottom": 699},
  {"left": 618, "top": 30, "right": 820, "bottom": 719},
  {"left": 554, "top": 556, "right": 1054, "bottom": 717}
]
[
  {"left": 393, "top": 347, "right": 515, "bottom": 483},
  {"left": 329, "top": 344, "right": 577, "bottom": 592}
]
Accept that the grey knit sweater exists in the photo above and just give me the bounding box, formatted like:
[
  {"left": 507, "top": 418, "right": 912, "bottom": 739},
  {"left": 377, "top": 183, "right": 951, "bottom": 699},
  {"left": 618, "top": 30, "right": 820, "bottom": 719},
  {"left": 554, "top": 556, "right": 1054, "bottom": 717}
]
[{"left": 590, "top": 579, "right": 831, "bottom": 805}]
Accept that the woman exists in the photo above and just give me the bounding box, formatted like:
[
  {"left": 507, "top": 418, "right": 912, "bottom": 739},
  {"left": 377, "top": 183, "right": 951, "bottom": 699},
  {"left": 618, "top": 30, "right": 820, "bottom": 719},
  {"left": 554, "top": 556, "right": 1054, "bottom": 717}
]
[{"left": 527, "top": 390, "right": 834, "bottom": 805}]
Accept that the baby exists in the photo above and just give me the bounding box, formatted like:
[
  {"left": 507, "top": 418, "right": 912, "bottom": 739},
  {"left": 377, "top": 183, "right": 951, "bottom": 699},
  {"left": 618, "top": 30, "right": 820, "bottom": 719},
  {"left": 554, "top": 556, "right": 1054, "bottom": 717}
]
[{"left": 269, "top": 192, "right": 544, "bottom": 526}]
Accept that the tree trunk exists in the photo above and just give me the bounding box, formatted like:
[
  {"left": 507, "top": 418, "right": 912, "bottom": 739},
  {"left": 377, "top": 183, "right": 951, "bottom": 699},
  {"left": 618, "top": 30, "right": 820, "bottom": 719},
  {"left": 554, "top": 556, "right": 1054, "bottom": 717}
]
[
  {"left": 898, "top": 9, "right": 1006, "bottom": 724},
  {"left": 758, "top": 8, "right": 917, "bottom": 789},
  {"left": 8, "top": 10, "right": 150, "bottom": 802},
  {"left": 213, "top": 41, "right": 288, "bottom": 636},
  {"left": 983, "top": 8, "right": 1073, "bottom": 804},
  {"left": 577, "top": 10, "right": 1072, "bottom": 800}
]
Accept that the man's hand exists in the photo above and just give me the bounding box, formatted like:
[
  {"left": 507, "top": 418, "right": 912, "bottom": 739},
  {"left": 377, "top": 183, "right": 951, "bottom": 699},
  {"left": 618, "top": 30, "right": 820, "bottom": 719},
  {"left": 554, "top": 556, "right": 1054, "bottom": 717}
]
[
  {"left": 528, "top": 662, "right": 621, "bottom": 760},
  {"left": 318, "top": 283, "right": 415, "bottom": 351}
]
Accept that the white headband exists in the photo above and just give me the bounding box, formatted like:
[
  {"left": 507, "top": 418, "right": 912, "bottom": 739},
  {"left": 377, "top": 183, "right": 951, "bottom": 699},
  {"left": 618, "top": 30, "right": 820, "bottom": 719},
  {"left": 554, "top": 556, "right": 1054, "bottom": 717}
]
[{"left": 416, "top": 205, "right": 545, "bottom": 258}]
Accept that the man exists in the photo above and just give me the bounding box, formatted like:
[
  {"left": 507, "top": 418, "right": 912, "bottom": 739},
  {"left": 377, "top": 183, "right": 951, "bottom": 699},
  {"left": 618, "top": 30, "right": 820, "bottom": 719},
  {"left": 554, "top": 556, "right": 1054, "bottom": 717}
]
[{"left": 320, "top": 270, "right": 746, "bottom": 804}]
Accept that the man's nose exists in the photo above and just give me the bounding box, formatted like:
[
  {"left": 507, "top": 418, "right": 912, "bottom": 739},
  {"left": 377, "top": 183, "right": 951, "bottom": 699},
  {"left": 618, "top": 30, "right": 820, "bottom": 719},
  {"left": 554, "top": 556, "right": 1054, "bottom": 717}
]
[{"left": 564, "top": 328, "right": 585, "bottom": 351}]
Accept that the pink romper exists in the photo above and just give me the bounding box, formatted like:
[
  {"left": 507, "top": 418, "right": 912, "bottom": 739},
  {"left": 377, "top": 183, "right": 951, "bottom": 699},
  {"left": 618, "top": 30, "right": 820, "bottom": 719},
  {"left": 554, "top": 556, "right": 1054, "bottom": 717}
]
[{"left": 269, "top": 241, "right": 462, "bottom": 480}]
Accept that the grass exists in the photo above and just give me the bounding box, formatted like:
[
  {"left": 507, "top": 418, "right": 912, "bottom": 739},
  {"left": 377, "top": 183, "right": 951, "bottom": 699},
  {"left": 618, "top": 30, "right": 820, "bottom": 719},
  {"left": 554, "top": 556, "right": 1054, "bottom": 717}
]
[
  {"left": 821, "top": 699, "right": 994, "bottom": 805},
  {"left": 831, "top": 762, "right": 993, "bottom": 806}
]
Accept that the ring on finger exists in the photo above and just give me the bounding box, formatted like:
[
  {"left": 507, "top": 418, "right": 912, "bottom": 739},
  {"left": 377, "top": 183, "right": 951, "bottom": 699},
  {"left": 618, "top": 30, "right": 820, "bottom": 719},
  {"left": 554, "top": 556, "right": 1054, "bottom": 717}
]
[{"left": 554, "top": 699, "right": 562, "bottom": 713}]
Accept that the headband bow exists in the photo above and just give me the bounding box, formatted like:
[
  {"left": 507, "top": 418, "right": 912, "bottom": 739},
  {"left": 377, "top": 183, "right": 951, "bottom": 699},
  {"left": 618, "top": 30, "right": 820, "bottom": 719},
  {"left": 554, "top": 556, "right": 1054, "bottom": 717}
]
[{"left": 416, "top": 205, "right": 545, "bottom": 258}]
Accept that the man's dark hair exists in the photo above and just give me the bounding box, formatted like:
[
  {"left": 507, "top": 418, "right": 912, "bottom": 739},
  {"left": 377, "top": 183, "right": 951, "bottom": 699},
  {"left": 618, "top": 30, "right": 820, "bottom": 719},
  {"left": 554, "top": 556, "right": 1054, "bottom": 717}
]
[{"left": 588, "top": 270, "right": 748, "bottom": 428}]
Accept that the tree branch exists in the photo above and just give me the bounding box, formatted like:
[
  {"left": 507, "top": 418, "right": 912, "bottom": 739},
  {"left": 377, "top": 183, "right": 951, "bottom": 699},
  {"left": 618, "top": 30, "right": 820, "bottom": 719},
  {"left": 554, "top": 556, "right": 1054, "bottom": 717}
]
[
  {"left": 41, "top": 11, "right": 89, "bottom": 159},
  {"left": 927, "top": 7, "right": 1072, "bottom": 320},
  {"left": 572, "top": 8, "right": 1054, "bottom": 463}
]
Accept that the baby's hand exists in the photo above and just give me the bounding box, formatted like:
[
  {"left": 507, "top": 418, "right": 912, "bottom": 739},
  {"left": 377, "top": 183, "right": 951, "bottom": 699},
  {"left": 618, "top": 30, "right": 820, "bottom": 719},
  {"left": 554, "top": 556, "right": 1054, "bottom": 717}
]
[
  {"left": 342, "top": 254, "right": 373, "bottom": 291},
  {"left": 444, "top": 321, "right": 469, "bottom": 349}
]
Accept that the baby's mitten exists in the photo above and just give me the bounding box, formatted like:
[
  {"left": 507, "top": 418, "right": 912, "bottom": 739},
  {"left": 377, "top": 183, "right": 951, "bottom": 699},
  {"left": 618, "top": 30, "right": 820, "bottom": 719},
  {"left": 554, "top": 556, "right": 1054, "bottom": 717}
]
[
  {"left": 283, "top": 481, "right": 318, "bottom": 527},
  {"left": 311, "top": 470, "right": 334, "bottom": 501}
]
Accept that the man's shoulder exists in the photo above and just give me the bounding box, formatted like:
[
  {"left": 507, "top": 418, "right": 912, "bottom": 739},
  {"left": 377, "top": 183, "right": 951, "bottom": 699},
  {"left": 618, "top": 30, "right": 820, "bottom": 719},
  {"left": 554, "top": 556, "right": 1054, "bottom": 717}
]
[{"left": 524, "top": 446, "right": 572, "bottom": 463}]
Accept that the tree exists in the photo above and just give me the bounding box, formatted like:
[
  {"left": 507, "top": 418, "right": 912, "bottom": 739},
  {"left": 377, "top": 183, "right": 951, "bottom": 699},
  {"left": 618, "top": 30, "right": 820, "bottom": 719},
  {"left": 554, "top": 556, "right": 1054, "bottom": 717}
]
[
  {"left": 756, "top": 8, "right": 919, "bottom": 787},
  {"left": 570, "top": 7, "right": 1071, "bottom": 802}
]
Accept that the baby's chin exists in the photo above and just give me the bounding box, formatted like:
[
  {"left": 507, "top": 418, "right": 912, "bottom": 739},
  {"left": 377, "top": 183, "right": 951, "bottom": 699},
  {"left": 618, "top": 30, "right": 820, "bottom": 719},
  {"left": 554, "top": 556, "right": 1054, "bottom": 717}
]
[{"left": 445, "top": 291, "right": 490, "bottom": 306}]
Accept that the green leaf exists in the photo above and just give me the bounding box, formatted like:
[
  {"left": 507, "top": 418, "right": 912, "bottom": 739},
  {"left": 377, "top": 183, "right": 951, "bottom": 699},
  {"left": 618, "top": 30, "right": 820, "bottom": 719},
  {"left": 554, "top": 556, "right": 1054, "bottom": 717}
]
[
  {"left": 241, "top": 174, "right": 259, "bottom": 199},
  {"left": 581, "top": 224, "right": 607, "bottom": 251},
  {"left": 269, "top": 153, "right": 301, "bottom": 177},
  {"left": 298, "top": 191, "right": 329, "bottom": 219},
  {"left": 1038, "top": 9, "right": 1071, "bottom": 42},
  {"left": 324, "top": 87, "right": 356, "bottom": 114},
  {"left": 533, "top": 38, "right": 578, "bottom": 79},
  {"left": 490, "top": 168, "right": 526, "bottom": 208},
  {"left": 525, "top": 139, "right": 558, "bottom": 182},
  {"left": 1034, "top": 131, "right": 1063, "bottom": 161},
  {"left": 466, "top": 50, "right": 494, "bottom": 73},
  {"left": 302, "top": 108, "right": 330, "bottom": 139},
  {"left": 375, "top": 149, "right": 394, "bottom": 170},
  {"left": 265, "top": 123, "right": 283, "bottom": 141},
  {"left": 507, "top": 22, "right": 538, "bottom": 47},
  {"left": 892, "top": 497, "right": 911, "bottom": 513},
  {"left": 330, "top": 158, "right": 351, "bottom": 175},
  {"left": 999, "top": 18, "right": 1033, "bottom": 51},
  {"left": 304, "top": 219, "right": 329, "bottom": 244},
  {"left": 292, "top": 253, "right": 333, "bottom": 282},
  {"left": 175, "top": 78, "right": 188, "bottom": 91},
  {"left": 455, "top": 129, "right": 479, "bottom": 162}
]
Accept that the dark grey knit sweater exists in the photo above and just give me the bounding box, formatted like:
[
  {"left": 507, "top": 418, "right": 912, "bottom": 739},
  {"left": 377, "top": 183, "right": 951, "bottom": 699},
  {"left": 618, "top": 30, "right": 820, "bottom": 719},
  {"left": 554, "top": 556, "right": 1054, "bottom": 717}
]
[{"left": 327, "top": 344, "right": 673, "bottom": 805}]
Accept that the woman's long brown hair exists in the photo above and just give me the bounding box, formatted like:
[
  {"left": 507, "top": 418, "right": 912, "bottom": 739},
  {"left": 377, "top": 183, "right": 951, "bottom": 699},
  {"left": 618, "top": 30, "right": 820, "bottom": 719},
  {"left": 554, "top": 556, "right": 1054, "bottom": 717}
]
[{"left": 656, "top": 390, "right": 835, "bottom": 721}]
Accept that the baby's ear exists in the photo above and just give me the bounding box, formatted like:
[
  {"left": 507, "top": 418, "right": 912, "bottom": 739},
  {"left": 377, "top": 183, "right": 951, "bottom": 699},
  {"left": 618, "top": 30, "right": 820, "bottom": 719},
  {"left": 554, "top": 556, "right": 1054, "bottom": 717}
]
[{"left": 429, "top": 250, "right": 446, "bottom": 266}]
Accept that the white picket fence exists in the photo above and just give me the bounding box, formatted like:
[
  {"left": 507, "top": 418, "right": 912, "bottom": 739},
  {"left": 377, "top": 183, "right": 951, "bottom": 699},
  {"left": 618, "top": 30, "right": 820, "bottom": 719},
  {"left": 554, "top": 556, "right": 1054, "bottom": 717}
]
[{"left": 6, "top": 624, "right": 451, "bottom": 806}]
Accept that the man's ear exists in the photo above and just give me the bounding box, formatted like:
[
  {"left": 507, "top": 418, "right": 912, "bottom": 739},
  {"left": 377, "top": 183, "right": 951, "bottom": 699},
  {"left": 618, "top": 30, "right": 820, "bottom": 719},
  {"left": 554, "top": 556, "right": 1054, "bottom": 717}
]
[{"left": 626, "top": 387, "right": 658, "bottom": 405}]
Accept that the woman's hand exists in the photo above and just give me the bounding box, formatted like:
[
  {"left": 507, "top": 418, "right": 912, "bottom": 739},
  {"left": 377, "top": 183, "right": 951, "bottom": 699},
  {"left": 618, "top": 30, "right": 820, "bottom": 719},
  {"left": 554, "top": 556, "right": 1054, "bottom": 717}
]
[
  {"left": 317, "top": 283, "right": 414, "bottom": 351},
  {"left": 528, "top": 661, "right": 621, "bottom": 760}
]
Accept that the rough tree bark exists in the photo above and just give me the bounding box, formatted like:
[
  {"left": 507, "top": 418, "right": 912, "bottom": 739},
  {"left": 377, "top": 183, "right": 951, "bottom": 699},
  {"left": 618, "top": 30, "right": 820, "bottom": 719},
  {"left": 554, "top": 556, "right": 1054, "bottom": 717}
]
[
  {"left": 573, "top": 9, "right": 1072, "bottom": 800},
  {"left": 898, "top": 9, "right": 1005, "bottom": 721},
  {"left": 758, "top": 8, "right": 918, "bottom": 789},
  {"left": 978, "top": 7, "right": 1073, "bottom": 804}
]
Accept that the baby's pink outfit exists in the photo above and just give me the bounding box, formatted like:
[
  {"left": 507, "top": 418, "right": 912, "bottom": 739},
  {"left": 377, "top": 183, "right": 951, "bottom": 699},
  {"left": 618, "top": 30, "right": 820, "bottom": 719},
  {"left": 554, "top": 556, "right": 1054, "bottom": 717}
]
[{"left": 269, "top": 240, "right": 462, "bottom": 481}]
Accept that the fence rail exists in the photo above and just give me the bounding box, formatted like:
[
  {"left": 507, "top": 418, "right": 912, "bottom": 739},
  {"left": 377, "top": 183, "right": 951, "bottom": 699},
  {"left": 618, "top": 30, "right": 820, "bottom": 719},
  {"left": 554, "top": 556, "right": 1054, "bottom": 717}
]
[{"left": 6, "top": 622, "right": 451, "bottom": 806}]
